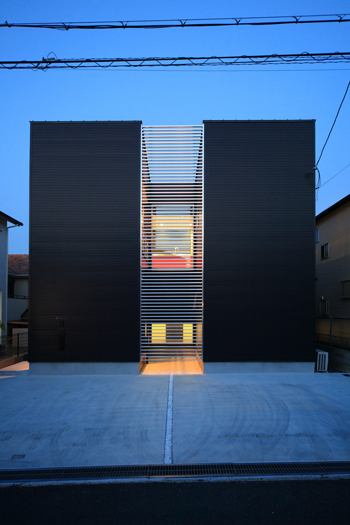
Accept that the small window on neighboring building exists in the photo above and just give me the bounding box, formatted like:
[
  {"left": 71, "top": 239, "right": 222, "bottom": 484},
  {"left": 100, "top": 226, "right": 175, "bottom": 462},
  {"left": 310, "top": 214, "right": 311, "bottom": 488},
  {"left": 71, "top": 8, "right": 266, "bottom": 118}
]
[
  {"left": 321, "top": 243, "right": 328, "bottom": 259},
  {"left": 341, "top": 280, "right": 350, "bottom": 299},
  {"left": 315, "top": 228, "right": 319, "bottom": 243},
  {"left": 8, "top": 276, "right": 15, "bottom": 298}
]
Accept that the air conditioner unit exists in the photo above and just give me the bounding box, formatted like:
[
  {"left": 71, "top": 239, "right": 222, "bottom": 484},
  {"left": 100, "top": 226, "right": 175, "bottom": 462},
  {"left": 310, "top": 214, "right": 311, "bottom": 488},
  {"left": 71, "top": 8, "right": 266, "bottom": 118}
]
[{"left": 316, "top": 350, "right": 328, "bottom": 372}]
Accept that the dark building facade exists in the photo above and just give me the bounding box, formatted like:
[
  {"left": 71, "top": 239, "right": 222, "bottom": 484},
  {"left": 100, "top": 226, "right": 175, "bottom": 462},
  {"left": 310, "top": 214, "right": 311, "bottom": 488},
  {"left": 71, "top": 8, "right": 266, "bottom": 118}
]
[
  {"left": 203, "top": 121, "right": 315, "bottom": 364},
  {"left": 29, "top": 122, "right": 141, "bottom": 366},
  {"left": 29, "top": 120, "right": 315, "bottom": 373}
]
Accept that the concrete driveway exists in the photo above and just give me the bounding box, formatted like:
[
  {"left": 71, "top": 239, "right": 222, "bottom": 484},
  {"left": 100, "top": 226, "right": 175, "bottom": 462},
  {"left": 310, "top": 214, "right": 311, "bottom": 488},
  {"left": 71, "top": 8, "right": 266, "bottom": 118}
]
[{"left": 0, "top": 366, "right": 350, "bottom": 469}]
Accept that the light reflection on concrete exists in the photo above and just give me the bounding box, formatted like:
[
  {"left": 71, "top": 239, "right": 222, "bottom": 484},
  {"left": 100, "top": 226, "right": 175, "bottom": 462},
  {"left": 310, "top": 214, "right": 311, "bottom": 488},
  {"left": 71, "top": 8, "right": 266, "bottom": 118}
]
[
  {"left": 141, "top": 360, "right": 202, "bottom": 375},
  {"left": 1, "top": 361, "right": 29, "bottom": 372}
]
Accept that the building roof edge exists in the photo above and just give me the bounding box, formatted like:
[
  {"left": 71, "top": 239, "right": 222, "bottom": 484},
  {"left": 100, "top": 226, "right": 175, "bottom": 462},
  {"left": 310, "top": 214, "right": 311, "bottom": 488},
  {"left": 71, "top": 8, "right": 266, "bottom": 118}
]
[
  {"left": 0, "top": 211, "right": 23, "bottom": 226},
  {"left": 316, "top": 194, "right": 350, "bottom": 222}
]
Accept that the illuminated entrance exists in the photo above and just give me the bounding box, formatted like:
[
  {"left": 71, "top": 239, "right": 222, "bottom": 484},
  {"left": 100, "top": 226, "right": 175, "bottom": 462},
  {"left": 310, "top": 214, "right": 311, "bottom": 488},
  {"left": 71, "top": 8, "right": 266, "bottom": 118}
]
[{"left": 141, "top": 126, "right": 203, "bottom": 363}]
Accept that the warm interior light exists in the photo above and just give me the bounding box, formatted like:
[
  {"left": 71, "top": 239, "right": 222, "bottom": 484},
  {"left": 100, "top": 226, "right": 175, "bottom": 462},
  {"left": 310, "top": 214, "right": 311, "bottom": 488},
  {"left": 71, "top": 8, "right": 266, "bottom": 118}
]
[
  {"left": 152, "top": 324, "right": 166, "bottom": 344},
  {"left": 151, "top": 323, "right": 194, "bottom": 344},
  {"left": 183, "top": 324, "right": 193, "bottom": 344},
  {"left": 151, "top": 215, "right": 194, "bottom": 269}
]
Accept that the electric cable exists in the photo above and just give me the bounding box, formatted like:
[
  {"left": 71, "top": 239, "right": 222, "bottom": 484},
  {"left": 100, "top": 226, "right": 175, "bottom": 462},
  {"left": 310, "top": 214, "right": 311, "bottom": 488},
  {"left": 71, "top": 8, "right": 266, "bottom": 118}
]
[
  {"left": 314, "top": 80, "right": 350, "bottom": 191},
  {"left": 1, "top": 51, "right": 350, "bottom": 70},
  {"left": 319, "top": 162, "right": 350, "bottom": 188},
  {"left": 315, "top": 80, "right": 350, "bottom": 167},
  {"left": 1, "top": 14, "right": 350, "bottom": 30}
]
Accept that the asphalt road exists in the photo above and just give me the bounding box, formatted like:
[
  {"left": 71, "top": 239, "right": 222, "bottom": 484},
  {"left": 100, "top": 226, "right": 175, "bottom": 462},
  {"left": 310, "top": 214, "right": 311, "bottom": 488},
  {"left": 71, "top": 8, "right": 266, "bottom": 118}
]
[{"left": 1, "top": 478, "right": 350, "bottom": 524}]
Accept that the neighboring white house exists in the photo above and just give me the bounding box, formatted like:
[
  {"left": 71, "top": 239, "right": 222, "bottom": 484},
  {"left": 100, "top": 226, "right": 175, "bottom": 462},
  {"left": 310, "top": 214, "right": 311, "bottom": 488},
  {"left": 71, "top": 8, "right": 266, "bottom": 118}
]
[
  {"left": 8, "top": 254, "right": 29, "bottom": 322},
  {"left": 0, "top": 211, "right": 23, "bottom": 340}
]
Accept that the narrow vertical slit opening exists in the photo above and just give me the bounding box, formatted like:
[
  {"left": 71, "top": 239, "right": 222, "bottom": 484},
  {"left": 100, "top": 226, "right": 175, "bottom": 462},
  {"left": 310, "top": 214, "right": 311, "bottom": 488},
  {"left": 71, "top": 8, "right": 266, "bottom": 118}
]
[{"left": 140, "top": 126, "right": 204, "bottom": 373}]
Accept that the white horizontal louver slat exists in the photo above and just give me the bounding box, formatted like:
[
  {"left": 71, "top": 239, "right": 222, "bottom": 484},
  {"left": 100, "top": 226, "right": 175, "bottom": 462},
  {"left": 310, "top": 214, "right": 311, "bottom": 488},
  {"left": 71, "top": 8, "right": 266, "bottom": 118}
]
[{"left": 141, "top": 126, "right": 203, "bottom": 362}]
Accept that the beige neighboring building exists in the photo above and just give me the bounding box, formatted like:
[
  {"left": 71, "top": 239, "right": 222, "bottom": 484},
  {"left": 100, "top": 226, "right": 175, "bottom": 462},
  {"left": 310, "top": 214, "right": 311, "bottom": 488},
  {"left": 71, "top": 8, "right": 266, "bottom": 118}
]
[
  {"left": 316, "top": 194, "right": 350, "bottom": 371},
  {"left": 316, "top": 194, "right": 350, "bottom": 317}
]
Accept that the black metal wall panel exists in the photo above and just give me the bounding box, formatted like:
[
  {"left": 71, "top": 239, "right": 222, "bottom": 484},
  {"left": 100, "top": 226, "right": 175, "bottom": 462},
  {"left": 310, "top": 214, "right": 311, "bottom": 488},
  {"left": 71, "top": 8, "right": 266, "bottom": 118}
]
[
  {"left": 29, "top": 121, "right": 141, "bottom": 362},
  {"left": 203, "top": 120, "right": 315, "bottom": 362}
]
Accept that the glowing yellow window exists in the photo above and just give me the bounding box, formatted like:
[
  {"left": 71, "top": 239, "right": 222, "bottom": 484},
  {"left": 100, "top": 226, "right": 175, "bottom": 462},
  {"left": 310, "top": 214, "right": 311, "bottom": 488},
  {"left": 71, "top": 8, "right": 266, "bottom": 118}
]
[
  {"left": 183, "top": 324, "right": 193, "bottom": 344},
  {"left": 151, "top": 324, "right": 166, "bottom": 344}
]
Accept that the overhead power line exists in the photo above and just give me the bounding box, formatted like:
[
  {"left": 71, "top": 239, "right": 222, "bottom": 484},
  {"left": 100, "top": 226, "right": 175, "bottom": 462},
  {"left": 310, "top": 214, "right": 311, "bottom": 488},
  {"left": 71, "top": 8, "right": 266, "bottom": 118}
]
[
  {"left": 314, "top": 80, "right": 350, "bottom": 190},
  {"left": 316, "top": 80, "right": 350, "bottom": 167},
  {"left": 320, "top": 162, "right": 350, "bottom": 188},
  {"left": 1, "top": 51, "right": 350, "bottom": 70},
  {"left": 1, "top": 14, "right": 350, "bottom": 30}
]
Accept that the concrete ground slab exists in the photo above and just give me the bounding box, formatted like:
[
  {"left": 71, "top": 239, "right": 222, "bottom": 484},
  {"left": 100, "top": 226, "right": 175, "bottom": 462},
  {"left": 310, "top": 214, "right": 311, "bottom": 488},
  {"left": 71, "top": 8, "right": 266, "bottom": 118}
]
[
  {"left": 0, "top": 372, "right": 168, "bottom": 469},
  {"left": 1, "top": 369, "right": 350, "bottom": 469},
  {"left": 29, "top": 362, "right": 140, "bottom": 374},
  {"left": 204, "top": 362, "right": 314, "bottom": 373},
  {"left": 173, "top": 373, "right": 350, "bottom": 463}
]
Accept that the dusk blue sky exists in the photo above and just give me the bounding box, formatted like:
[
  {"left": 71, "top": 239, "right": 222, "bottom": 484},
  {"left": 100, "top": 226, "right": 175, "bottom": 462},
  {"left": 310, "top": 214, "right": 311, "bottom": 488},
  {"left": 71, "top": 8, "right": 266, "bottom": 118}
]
[{"left": 1, "top": 0, "right": 349, "bottom": 253}]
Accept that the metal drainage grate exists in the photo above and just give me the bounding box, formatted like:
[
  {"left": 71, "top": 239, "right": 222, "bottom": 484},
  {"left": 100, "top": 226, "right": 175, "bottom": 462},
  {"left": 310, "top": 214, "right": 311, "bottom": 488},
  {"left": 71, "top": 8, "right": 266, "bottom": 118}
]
[{"left": 1, "top": 462, "right": 350, "bottom": 483}]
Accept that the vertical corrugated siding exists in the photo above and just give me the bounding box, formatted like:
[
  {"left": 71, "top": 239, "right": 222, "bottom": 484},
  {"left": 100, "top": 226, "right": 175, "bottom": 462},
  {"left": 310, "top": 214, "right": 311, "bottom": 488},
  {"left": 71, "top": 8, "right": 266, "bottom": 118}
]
[
  {"left": 29, "top": 121, "right": 141, "bottom": 363},
  {"left": 203, "top": 120, "right": 315, "bottom": 362}
]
